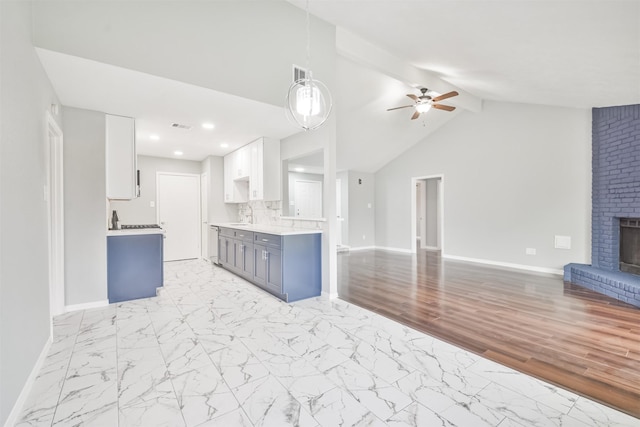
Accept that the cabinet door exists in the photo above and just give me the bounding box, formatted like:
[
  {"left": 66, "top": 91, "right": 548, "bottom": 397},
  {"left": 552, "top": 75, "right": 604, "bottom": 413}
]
[
  {"left": 239, "top": 242, "right": 254, "bottom": 279},
  {"left": 253, "top": 244, "right": 266, "bottom": 286},
  {"left": 106, "top": 114, "right": 136, "bottom": 200},
  {"left": 223, "top": 154, "right": 234, "bottom": 203},
  {"left": 249, "top": 139, "right": 263, "bottom": 200},
  {"left": 265, "top": 246, "right": 282, "bottom": 294},
  {"left": 236, "top": 145, "right": 250, "bottom": 178}
]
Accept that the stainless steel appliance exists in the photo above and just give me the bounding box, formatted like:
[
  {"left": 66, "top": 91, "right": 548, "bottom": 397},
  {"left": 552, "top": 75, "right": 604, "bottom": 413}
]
[{"left": 209, "top": 225, "right": 220, "bottom": 265}]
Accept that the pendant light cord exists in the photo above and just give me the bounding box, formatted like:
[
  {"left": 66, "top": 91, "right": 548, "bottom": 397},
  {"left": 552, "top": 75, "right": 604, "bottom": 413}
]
[{"left": 305, "top": 0, "right": 311, "bottom": 79}]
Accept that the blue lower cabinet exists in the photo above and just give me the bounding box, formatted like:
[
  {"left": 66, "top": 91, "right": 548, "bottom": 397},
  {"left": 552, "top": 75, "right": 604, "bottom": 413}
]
[
  {"left": 107, "top": 233, "right": 164, "bottom": 303},
  {"left": 219, "top": 228, "right": 321, "bottom": 302}
]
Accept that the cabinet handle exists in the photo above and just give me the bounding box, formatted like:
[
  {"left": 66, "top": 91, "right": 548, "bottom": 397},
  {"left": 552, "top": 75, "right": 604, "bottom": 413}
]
[
  {"left": 262, "top": 250, "right": 267, "bottom": 260},
  {"left": 240, "top": 244, "right": 244, "bottom": 253},
  {"left": 262, "top": 238, "right": 269, "bottom": 242}
]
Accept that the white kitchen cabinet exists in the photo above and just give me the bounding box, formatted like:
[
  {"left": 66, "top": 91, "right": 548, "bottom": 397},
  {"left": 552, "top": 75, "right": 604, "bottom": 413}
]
[
  {"left": 224, "top": 150, "right": 248, "bottom": 203},
  {"left": 106, "top": 114, "right": 137, "bottom": 200},
  {"left": 224, "top": 137, "right": 279, "bottom": 203},
  {"left": 249, "top": 137, "right": 281, "bottom": 201}
]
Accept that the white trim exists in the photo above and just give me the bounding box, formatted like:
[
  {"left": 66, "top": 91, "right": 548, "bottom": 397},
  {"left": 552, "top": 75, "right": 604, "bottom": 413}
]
[
  {"left": 321, "top": 291, "right": 339, "bottom": 300},
  {"left": 3, "top": 336, "right": 53, "bottom": 427},
  {"left": 348, "top": 246, "right": 376, "bottom": 252},
  {"left": 443, "top": 254, "right": 563, "bottom": 276},
  {"left": 65, "top": 300, "right": 109, "bottom": 313},
  {"left": 45, "top": 112, "right": 65, "bottom": 317},
  {"left": 375, "top": 246, "right": 413, "bottom": 254},
  {"left": 422, "top": 246, "right": 441, "bottom": 251}
]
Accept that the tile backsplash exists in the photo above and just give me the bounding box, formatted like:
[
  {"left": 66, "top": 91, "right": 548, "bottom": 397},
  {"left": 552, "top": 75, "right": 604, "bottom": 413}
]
[{"left": 237, "top": 200, "right": 324, "bottom": 230}]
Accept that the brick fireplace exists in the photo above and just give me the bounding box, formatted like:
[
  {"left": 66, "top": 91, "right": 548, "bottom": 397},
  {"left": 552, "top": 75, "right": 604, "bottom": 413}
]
[{"left": 564, "top": 104, "right": 640, "bottom": 308}]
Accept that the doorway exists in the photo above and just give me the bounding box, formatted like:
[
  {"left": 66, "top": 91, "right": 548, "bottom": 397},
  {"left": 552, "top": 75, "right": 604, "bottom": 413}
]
[
  {"left": 46, "top": 112, "right": 65, "bottom": 316},
  {"left": 157, "top": 173, "right": 201, "bottom": 261},
  {"left": 412, "top": 175, "right": 443, "bottom": 253}
]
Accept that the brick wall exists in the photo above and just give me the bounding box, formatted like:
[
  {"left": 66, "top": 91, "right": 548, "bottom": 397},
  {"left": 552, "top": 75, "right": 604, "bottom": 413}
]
[{"left": 591, "top": 104, "right": 640, "bottom": 271}]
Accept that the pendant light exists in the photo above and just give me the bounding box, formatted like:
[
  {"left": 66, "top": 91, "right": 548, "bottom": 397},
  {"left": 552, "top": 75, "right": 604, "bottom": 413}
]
[{"left": 286, "top": 0, "right": 333, "bottom": 131}]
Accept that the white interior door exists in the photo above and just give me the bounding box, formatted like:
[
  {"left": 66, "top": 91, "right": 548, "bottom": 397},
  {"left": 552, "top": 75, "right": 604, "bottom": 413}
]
[
  {"left": 200, "top": 173, "right": 208, "bottom": 259},
  {"left": 157, "top": 173, "right": 201, "bottom": 261},
  {"left": 294, "top": 180, "right": 322, "bottom": 218}
]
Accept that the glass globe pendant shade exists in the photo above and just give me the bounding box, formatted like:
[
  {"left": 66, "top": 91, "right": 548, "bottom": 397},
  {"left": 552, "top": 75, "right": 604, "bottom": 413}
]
[
  {"left": 286, "top": 76, "right": 332, "bottom": 131},
  {"left": 415, "top": 102, "right": 432, "bottom": 113}
]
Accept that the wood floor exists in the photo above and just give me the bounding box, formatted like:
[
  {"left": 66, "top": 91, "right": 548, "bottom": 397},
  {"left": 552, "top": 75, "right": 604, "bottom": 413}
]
[{"left": 337, "top": 249, "right": 640, "bottom": 418}]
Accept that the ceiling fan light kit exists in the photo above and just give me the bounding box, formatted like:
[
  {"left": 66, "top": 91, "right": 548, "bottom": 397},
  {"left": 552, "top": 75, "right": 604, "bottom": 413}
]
[
  {"left": 387, "top": 88, "right": 458, "bottom": 120},
  {"left": 286, "top": 0, "right": 333, "bottom": 131}
]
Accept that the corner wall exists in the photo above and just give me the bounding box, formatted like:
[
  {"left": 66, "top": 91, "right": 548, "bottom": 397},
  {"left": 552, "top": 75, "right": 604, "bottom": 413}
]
[
  {"left": 375, "top": 101, "right": 591, "bottom": 272},
  {"left": 0, "top": 2, "right": 62, "bottom": 424},
  {"left": 62, "top": 107, "right": 107, "bottom": 306}
]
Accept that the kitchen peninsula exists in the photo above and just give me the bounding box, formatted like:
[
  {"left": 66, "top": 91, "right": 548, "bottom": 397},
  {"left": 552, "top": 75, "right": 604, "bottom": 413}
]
[
  {"left": 107, "top": 226, "right": 164, "bottom": 303},
  {"left": 215, "top": 223, "right": 321, "bottom": 302}
]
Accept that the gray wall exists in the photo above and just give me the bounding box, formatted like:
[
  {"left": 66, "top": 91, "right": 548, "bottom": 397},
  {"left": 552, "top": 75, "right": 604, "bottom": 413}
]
[
  {"left": 110, "top": 155, "right": 201, "bottom": 224},
  {"left": 201, "top": 155, "right": 236, "bottom": 223},
  {"left": 63, "top": 107, "right": 107, "bottom": 305},
  {"left": 348, "top": 171, "right": 376, "bottom": 248},
  {"left": 375, "top": 101, "right": 591, "bottom": 271},
  {"left": 0, "top": 2, "right": 62, "bottom": 423},
  {"left": 337, "top": 171, "right": 349, "bottom": 245}
]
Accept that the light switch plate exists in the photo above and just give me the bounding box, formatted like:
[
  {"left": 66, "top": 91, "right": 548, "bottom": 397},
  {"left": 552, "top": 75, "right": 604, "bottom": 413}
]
[{"left": 150, "top": 201, "right": 155, "bottom": 208}]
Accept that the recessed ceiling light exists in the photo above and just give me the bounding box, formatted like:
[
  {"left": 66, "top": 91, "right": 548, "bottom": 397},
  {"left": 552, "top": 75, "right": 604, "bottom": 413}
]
[
  {"left": 220, "top": 143, "right": 229, "bottom": 148},
  {"left": 202, "top": 123, "right": 215, "bottom": 130},
  {"left": 174, "top": 151, "right": 183, "bottom": 156},
  {"left": 150, "top": 134, "right": 160, "bottom": 140},
  {"left": 294, "top": 167, "right": 305, "bottom": 172}
]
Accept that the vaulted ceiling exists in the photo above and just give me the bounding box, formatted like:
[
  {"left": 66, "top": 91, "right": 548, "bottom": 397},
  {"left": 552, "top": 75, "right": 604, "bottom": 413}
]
[{"left": 36, "top": 1, "right": 640, "bottom": 172}]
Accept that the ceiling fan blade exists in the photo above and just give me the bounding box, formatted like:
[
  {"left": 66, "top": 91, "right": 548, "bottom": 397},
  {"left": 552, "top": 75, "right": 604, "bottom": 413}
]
[
  {"left": 411, "top": 110, "right": 421, "bottom": 120},
  {"left": 431, "top": 91, "right": 459, "bottom": 102},
  {"left": 387, "top": 105, "right": 414, "bottom": 111},
  {"left": 407, "top": 94, "right": 419, "bottom": 102},
  {"left": 432, "top": 104, "right": 456, "bottom": 112}
]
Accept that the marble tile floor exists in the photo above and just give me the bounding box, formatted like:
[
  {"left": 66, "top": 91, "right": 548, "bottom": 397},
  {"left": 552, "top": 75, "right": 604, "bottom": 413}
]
[{"left": 16, "top": 260, "right": 640, "bottom": 427}]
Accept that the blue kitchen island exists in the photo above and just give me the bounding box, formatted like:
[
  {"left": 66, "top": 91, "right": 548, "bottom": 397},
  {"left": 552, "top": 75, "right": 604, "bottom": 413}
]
[{"left": 107, "top": 229, "right": 164, "bottom": 303}]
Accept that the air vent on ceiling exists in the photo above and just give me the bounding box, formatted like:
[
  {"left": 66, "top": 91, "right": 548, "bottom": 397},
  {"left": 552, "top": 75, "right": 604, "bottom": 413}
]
[
  {"left": 293, "top": 65, "right": 307, "bottom": 82},
  {"left": 171, "top": 123, "right": 192, "bottom": 130}
]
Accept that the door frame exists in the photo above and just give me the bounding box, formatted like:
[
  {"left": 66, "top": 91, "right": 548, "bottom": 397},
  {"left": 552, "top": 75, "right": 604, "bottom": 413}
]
[
  {"left": 156, "top": 172, "right": 202, "bottom": 261},
  {"left": 200, "top": 172, "right": 208, "bottom": 259},
  {"left": 46, "top": 112, "right": 65, "bottom": 317},
  {"left": 410, "top": 174, "right": 444, "bottom": 254}
]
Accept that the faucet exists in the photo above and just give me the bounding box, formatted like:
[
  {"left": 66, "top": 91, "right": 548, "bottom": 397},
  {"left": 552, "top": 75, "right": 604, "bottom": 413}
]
[{"left": 247, "top": 204, "right": 254, "bottom": 224}]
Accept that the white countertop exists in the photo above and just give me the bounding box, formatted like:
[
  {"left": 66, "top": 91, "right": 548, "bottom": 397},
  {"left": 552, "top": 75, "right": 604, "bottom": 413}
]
[
  {"left": 107, "top": 228, "right": 165, "bottom": 236},
  {"left": 213, "top": 223, "right": 322, "bottom": 236}
]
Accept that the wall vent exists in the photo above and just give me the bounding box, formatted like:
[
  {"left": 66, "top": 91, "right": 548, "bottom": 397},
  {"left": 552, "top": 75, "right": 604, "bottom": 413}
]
[
  {"left": 293, "top": 65, "right": 307, "bottom": 83},
  {"left": 171, "top": 123, "right": 192, "bottom": 130}
]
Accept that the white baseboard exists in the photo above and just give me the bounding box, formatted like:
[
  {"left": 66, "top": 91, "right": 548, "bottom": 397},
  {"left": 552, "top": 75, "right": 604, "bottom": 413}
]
[
  {"left": 4, "top": 335, "right": 52, "bottom": 427},
  {"left": 443, "top": 254, "right": 563, "bottom": 276},
  {"left": 348, "top": 246, "right": 376, "bottom": 252},
  {"left": 64, "top": 299, "right": 109, "bottom": 313},
  {"left": 375, "top": 246, "right": 413, "bottom": 254},
  {"left": 321, "top": 291, "right": 339, "bottom": 300}
]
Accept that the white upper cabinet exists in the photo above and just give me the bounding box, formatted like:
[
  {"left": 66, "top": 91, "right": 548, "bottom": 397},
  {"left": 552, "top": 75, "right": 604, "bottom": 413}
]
[
  {"left": 250, "top": 138, "right": 280, "bottom": 201},
  {"left": 106, "top": 114, "right": 137, "bottom": 200},
  {"left": 224, "top": 137, "right": 280, "bottom": 203}
]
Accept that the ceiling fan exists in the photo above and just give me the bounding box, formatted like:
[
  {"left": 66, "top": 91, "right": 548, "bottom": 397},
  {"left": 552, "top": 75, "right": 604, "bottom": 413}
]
[{"left": 387, "top": 88, "right": 459, "bottom": 120}]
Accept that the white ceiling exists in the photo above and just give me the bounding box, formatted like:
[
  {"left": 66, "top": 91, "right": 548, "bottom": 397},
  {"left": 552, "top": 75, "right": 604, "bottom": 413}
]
[
  {"left": 36, "top": 1, "right": 640, "bottom": 171},
  {"left": 302, "top": 0, "right": 640, "bottom": 109},
  {"left": 36, "top": 48, "right": 300, "bottom": 161}
]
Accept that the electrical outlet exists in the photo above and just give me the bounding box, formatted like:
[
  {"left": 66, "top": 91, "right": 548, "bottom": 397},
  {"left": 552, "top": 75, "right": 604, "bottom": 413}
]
[
  {"left": 367, "top": 203, "right": 372, "bottom": 208},
  {"left": 526, "top": 248, "right": 536, "bottom": 255},
  {"left": 362, "top": 234, "right": 366, "bottom": 240},
  {"left": 150, "top": 201, "right": 155, "bottom": 208}
]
